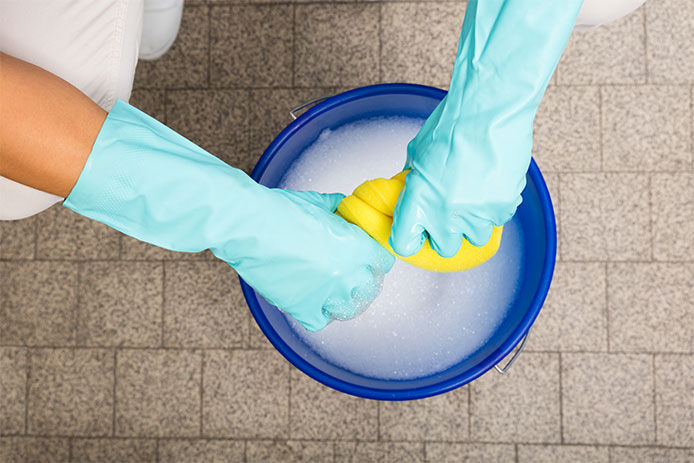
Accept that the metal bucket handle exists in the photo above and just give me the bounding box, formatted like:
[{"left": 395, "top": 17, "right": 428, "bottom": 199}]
[{"left": 289, "top": 95, "right": 531, "bottom": 375}]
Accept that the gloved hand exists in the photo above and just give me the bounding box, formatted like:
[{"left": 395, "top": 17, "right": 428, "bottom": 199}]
[
  {"left": 391, "top": 0, "right": 583, "bottom": 258},
  {"left": 64, "top": 100, "right": 395, "bottom": 331}
]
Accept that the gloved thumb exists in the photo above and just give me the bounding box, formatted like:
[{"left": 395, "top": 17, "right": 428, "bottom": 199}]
[
  {"left": 390, "top": 188, "right": 426, "bottom": 257},
  {"left": 282, "top": 190, "right": 345, "bottom": 212}
]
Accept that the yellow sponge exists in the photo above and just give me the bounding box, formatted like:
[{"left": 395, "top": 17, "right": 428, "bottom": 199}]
[{"left": 336, "top": 171, "right": 503, "bottom": 272}]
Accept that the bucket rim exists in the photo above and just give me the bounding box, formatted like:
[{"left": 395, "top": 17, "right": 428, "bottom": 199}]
[{"left": 242, "top": 83, "right": 557, "bottom": 401}]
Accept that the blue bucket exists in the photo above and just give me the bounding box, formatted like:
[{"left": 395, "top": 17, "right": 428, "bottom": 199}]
[{"left": 241, "top": 83, "right": 557, "bottom": 401}]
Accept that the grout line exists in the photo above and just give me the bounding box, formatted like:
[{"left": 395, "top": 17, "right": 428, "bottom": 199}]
[
  {"left": 161, "top": 261, "right": 166, "bottom": 348},
  {"left": 68, "top": 437, "right": 74, "bottom": 462},
  {"left": 514, "top": 443, "right": 519, "bottom": 463},
  {"left": 604, "top": 262, "right": 611, "bottom": 353},
  {"left": 377, "top": 401, "right": 381, "bottom": 441},
  {"left": 558, "top": 353, "right": 564, "bottom": 444},
  {"left": 652, "top": 354, "right": 658, "bottom": 444},
  {"left": 200, "top": 351, "right": 205, "bottom": 437},
  {"left": 648, "top": 174, "right": 654, "bottom": 261},
  {"left": 24, "top": 349, "right": 31, "bottom": 434},
  {"left": 155, "top": 438, "right": 160, "bottom": 463},
  {"left": 291, "top": 4, "right": 297, "bottom": 88},
  {"left": 642, "top": 2, "right": 649, "bottom": 84},
  {"left": 599, "top": 87, "right": 604, "bottom": 171},
  {"left": 467, "top": 385, "right": 472, "bottom": 441},
  {"left": 113, "top": 350, "right": 118, "bottom": 436}
]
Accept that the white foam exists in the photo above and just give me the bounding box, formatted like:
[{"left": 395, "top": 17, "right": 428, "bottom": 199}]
[{"left": 279, "top": 117, "right": 524, "bottom": 380}]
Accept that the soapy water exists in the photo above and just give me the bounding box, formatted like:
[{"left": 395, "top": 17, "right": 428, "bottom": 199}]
[{"left": 279, "top": 117, "right": 524, "bottom": 380}]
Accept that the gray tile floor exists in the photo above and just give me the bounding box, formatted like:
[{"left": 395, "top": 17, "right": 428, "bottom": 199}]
[{"left": 1, "top": 1, "right": 693, "bottom": 462}]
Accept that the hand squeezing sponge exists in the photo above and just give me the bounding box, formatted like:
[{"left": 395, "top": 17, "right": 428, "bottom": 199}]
[{"left": 337, "top": 171, "right": 502, "bottom": 272}]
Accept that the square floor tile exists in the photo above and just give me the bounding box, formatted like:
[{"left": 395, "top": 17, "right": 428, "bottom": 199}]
[
  {"left": 608, "top": 263, "right": 693, "bottom": 353},
  {"left": 611, "top": 446, "right": 694, "bottom": 463},
  {"left": 36, "top": 206, "right": 120, "bottom": 260},
  {"left": 159, "top": 439, "right": 245, "bottom": 463},
  {"left": 128, "top": 89, "right": 166, "bottom": 124},
  {"left": 560, "top": 174, "right": 651, "bottom": 261},
  {"left": 0, "top": 348, "right": 26, "bottom": 434},
  {"left": 1, "top": 262, "right": 77, "bottom": 346},
  {"left": 470, "top": 353, "right": 560, "bottom": 443},
  {"left": 557, "top": 8, "right": 646, "bottom": 84},
  {"left": 651, "top": 173, "right": 694, "bottom": 261},
  {"left": 0, "top": 217, "right": 35, "bottom": 259},
  {"left": 517, "top": 444, "right": 608, "bottom": 463},
  {"left": 120, "top": 235, "right": 211, "bottom": 261},
  {"left": 646, "top": 0, "right": 694, "bottom": 83},
  {"left": 164, "top": 262, "right": 247, "bottom": 349},
  {"left": 78, "top": 262, "right": 162, "bottom": 347},
  {"left": 380, "top": 386, "right": 468, "bottom": 441},
  {"left": 602, "top": 86, "right": 691, "bottom": 171},
  {"left": 210, "top": 5, "right": 293, "bottom": 87},
  {"left": 166, "top": 90, "right": 251, "bottom": 173},
  {"left": 289, "top": 369, "right": 377, "bottom": 440},
  {"left": 133, "top": 6, "right": 208, "bottom": 88},
  {"left": 381, "top": 3, "right": 466, "bottom": 87},
  {"left": 655, "top": 354, "right": 694, "bottom": 446},
  {"left": 533, "top": 86, "right": 601, "bottom": 172},
  {"left": 248, "top": 87, "right": 335, "bottom": 157},
  {"left": 27, "top": 348, "right": 113, "bottom": 435},
  {"left": 248, "top": 440, "right": 332, "bottom": 463},
  {"left": 335, "top": 441, "right": 423, "bottom": 463},
  {"left": 203, "top": 350, "right": 288, "bottom": 438},
  {"left": 71, "top": 438, "right": 157, "bottom": 463},
  {"left": 562, "top": 353, "right": 654, "bottom": 444},
  {"left": 527, "top": 263, "right": 607, "bottom": 352},
  {"left": 295, "top": 5, "right": 380, "bottom": 87},
  {"left": 424, "top": 443, "right": 515, "bottom": 463},
  {"left": 0, "top": 437, "right": 69, "bottom": 463},
  {"left": 116, "top": 349, "right": 200, "bottom": 437}
]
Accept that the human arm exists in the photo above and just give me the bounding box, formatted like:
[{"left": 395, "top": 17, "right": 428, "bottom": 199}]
[
  {"left": 0, "top": 52, "right": 394, "bottom": 331},
  {"left": 390, "top": 0, "right": 583, "bottom": 257}
]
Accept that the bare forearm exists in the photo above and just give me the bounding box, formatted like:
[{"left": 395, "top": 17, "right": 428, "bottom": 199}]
[{"left": 0, "top": 52, "right": 107, "bottom": 197}]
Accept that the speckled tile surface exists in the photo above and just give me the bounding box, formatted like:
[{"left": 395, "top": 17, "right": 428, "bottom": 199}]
[
  {"left": 646, "top": 0, "right": 694, "bottom": 84},
  {"left": 115, "top": 349, "right": 201, "bottom": 437},
  {"left": 517, "top": 444, "right": 609, "bottom": 463},
  {"left": 557, "top": 8, "right": 646, "bottom": 84},
  {"left": 602, "top": 85, "right": 691, "bottom": 171},
  {"left": 608, "top": 263, "right": 693, "bottom": 353},
  {"left": 379, "top": 386, "right": 468, "bottom": 441},
  {"left": 158, "top": 439, "right": 245, "bottom": 463},
  {"left": 470, "top": 353, "right": 561, "bottom": 443},
  {"left": 163, "top": 262, "right": 247, "bottom": 348},
  {"left": 27, "top": 349, "right": 114, "bottom": 436},
  {"left": 533, "top": 86, "right": 601, "bottom": 172},
  {"left": 289, "top": 369, "right": 378, "bottom": 440},
  {"left": 0, "top": 217, "right": 35, "bottom": 259},
  {"left": 381, "top": 3, "right": 466, "bottom": 87},
  {"left": 294, "top": 5, "right": 380, "bottom": 87},
  {"left": 562, "top": 353, "right": 655, "bottom": 445},
  {"left": 36, "top": 206, "right": 120, "bottom": 260},
  {"left": 2, "top": 2, "right": 693, "bottom": 461},
  {"left": 1, "top": 261, "right": 77, "bottom": 346},
  {"left": 655, "top": 354, "right": 694, "bottom": 446},
  {"left": 247, "top": 440, "right": 333, "bottom": 463},
  {"left": 202, "top": 350, "right": 289, "bottom": 438},
  {"left": 0, "top": 348, "right": 26, "bottom": 434},
  {"left": 527, "top": 262, "right": 608, "bottom": 352},
  {"left": 70, "top": 438, "right": 157, "bottom": 463},
  {"left": 560, "top": 173, "right": 651, "bottom": 261},
  {"left": 77, "top": 262, "right": 163, "bottom": 347},
  {"left": 210, "top": 6, "right": 293, "bottom": 88},
  {"left": 424, "top": 443, "right": 516, "bottom": 463}
]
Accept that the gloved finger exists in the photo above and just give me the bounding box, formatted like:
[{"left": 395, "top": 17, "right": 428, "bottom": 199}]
[
  {"left": 324, "top": 265, "right": 385, "bottom": 321},
  {"left": 427, "top": 227, "right": 464, "bottom": 258},
  {"left": 390, "top": 187, "right": 427, "bottom": 257},
  {"left": 288, "top": 301, "right": 332, "bottom": 332},
  {"left": 456, "top": 216, "right": 494, "bottom": 247},
  {"left": 358, "top": 231, "right": 396, "bottom": 274},
  {"left": 283, "top": 190, "right": 345, "bottom": 212}
]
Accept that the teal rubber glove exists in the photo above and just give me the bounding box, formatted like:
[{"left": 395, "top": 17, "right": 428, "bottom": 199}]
[
  {"left": 391, "top": 0, "right": 583, "bottom": 257},
  {"left": 64, "top": 100, "right": 395, "bottom": 332}
]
